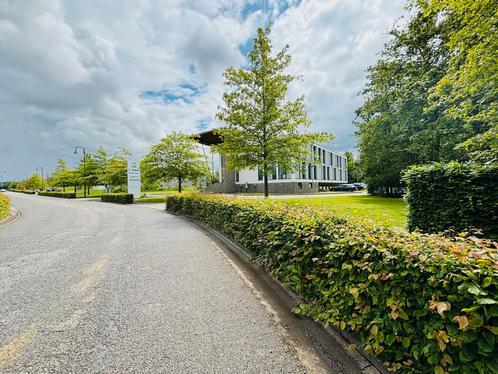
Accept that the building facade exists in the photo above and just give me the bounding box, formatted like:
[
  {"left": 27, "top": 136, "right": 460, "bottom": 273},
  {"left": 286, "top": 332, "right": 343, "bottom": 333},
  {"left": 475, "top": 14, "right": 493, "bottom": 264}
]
[{"left": 197, "top": 130, "right": 348, "bottom": 194}]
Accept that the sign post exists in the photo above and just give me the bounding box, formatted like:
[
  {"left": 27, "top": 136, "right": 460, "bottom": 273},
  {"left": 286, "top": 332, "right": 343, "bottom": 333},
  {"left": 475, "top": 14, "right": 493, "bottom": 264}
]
[{"left": 127, "top": 158, "right": 141, "bottom": 198}]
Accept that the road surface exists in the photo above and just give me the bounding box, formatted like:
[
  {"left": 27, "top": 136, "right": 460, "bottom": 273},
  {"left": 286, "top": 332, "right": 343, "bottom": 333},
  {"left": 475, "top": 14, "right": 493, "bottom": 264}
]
[{"left": 0, "top": 193, "right": 359, "bottom": 373}]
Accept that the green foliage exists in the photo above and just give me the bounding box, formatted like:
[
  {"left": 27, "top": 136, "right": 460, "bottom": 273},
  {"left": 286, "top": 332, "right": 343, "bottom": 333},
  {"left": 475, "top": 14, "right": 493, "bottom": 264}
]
[
  {"left": 215, "top": 26, "right": 331, "bottom": 197},
  {"left": 38, "top": 191, "right": 76, "bottom": 198},
  {"left": 142, "top": 132, "right": 210, "bottom": 193},
  {"left": 51, "top": 159, "right": 77, "bottom": 189},
  {"left": 356, "top": 1, "right": 496, "bottom": 194},
  {"left": 101, "top": 193, "right": 133, "bottom": 204},
  {"left": 423, "top": 0, "right": 498, "bottom": 132},
  {"left": 166, "top": 194, "right": 498, "bottom": 373},
  {"left": 404, "top": 161, "right": 498, "bottom": 238},
  {"left": 10, "top": 189, "right": 36, "bottom": 194},
  {"left": 344, "top": 151, "right": 362, "bottom": 183},
  {"left": 0, "top": 194, "right": 10, "bottom": 220},
  {"left": 99, "top": 148, "right": 130, "bottom": 188},
  {"left": 26, "top": 172, "right": 42, "bottom": 190}
]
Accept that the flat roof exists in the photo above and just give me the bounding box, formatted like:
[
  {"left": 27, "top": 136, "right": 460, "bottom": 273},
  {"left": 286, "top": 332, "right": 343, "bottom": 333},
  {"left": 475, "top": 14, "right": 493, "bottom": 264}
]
[{"left": 196, "top": 130, "right": 222, "bottom": 145}]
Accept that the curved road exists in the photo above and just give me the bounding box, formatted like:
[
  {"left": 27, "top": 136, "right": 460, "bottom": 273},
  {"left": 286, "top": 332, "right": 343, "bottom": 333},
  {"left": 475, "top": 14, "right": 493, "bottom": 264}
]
[{"left": 0, "top": 193, "right": 357, "bottom": 373}]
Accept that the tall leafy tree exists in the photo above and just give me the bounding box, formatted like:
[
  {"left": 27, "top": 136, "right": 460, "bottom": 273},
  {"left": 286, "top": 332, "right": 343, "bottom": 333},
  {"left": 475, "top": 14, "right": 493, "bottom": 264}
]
[
  {"left": 100, "top": 148, "right": 130, "bottom": 189},
  {"left": 344, "top": 151, "right": 362, "bottom": 183},
  {"left": 215, "top": 26, "right": 331, "bottom": 197},
  {"left": 142, "top": 132, "right": 209, "bottom": 193}
]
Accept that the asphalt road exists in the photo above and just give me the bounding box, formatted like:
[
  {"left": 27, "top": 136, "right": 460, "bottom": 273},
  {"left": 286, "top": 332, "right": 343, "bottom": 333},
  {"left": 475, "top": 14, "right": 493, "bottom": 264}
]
[{"left": 0, "top": 193, "right": 336, "bottom": 373}]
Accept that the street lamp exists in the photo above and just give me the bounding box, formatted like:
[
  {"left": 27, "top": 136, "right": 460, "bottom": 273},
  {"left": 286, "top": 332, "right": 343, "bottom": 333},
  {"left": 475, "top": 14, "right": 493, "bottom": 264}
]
[
  {"left": 36, "top": 166, "right": 44, "bottom": 191},
  {"left": 0, "top": 170, "right": 5, "bottom": 188},
  {"left": 74, "top": 146, "right": 87, "bottom": 197}
]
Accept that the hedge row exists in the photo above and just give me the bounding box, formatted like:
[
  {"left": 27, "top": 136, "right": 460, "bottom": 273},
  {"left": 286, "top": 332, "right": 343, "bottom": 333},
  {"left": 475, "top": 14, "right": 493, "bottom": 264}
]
[
  {"left": 10, "top": 189, "right": 35, "bottom": 194},
  {"left": 38, "top": 191, "right": 76, "bottom": 198},
  {"left": 0, "top": 193, "right": 10, "bottom": 220},
  {"left": 101, "top": 193, "right": 134, "bottom": 204},
  {"left": 404, "top": 162, "right": 498, "bottom": 239},
  {"left": 166, "top": 194, "right": 498, "bottom": 373}
]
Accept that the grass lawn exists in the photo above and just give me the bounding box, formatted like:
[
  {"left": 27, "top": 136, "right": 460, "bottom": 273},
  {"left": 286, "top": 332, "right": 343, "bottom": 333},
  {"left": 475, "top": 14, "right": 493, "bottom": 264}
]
[{"left": 283, "top": 195, "right": 407, "bottom": 229}]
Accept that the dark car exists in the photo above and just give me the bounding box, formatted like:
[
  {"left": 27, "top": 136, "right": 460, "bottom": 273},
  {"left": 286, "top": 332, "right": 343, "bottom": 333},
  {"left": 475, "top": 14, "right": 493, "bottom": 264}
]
[
  {"left": 353, "top": 182, "right": 366, "bottom": 190},
  {"left": 334, "top": 183, "right": 358, "bottom": 191}
]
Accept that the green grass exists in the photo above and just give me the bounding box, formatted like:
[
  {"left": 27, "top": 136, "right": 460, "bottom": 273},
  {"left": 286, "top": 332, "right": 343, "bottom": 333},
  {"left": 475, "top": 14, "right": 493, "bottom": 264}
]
[
  {"left": 283, "top": 195, "right": 407, "bottom": 229},
  {"left": 134, "top": 196, "right": 166, "bottom": 203}
]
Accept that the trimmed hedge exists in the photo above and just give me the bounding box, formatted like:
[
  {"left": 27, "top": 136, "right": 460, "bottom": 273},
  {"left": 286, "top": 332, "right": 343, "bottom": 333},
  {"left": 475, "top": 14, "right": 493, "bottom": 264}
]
[
  {"left": 166, "top": 194, "right": 498, "bottom": 373},
  {"left": 404, "top": 162, "right": 498, "bottom": 239},
  {"left": 101, "top": 193, "right": 133, "bottom": 204},
  {"left": 38, "top": 191, "right": 76, "bottom": 198},
  {"left": 10, "top": 189, "right": 35, "bottom": 194},
  {"left": 0, "top": 194, "right": 10, "bottom": 220}
]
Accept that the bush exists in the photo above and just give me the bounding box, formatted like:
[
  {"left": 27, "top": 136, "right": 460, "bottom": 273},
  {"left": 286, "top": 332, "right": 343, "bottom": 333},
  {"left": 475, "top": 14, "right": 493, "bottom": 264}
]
[
  {"left": 166, "top": 194, "right": 498, "bottom": 373},
  {"left": 404, "top": 162, "right": 498, "bottom": 239},
  {"left": 101, "top": 193, "right": 133, "bottom": 204},
  {"left": 38, "top": 191, "right": 76, "bottom": 198},
  {"left": 10, "top": 189, "right": 35, "bottom": 194},
  {"left": 0, "top": 194, "right": 10, "bottom": 220}
]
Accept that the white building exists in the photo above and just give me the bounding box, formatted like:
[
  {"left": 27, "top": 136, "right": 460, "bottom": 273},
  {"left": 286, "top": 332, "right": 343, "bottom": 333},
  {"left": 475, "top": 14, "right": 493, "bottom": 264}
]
[{"left": 198, "top": 130, "right": 348, "bottom": 194}]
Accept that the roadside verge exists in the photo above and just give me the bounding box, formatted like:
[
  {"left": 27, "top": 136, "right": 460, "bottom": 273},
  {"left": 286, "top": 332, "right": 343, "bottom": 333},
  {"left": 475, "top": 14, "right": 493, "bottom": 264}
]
[{"left": 0, "top": 206, "right": 21, "bottom": 228}]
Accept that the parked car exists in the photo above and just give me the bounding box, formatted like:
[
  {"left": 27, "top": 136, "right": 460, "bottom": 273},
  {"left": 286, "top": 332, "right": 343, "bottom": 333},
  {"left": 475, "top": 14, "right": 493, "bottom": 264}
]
[
  {"left": 0, "top": 189, "right": 6, "bottom": 192},
  {"left": 353, "top": 182, "right": 366, "bottom": 190},
  {"left": 334, "top": 183, "right": 358, "bottom": 191}
]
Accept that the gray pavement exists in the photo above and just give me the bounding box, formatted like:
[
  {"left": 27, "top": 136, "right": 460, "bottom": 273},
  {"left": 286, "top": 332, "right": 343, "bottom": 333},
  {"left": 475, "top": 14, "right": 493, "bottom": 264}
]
[{"left": 0, "top": 193, "right": 319, "bottom": 373}]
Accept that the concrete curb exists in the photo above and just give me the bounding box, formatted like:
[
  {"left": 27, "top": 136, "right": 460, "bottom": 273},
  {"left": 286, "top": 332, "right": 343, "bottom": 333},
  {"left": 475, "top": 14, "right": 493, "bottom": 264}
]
[
  {"left": 173, "top": 212, "right": 389, "bottom": 374},
  {"left": 0, "top": 206, "right": 21, "bottom": 228}
]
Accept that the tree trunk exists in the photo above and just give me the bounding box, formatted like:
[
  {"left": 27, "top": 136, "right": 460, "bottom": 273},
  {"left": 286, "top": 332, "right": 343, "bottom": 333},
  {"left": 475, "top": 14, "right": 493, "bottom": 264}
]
[
  {"left": 263, "top": 172, "right": 269, "bottom": 198},
  {"left": 178, "top": 176, "right": 182, "bottom": 193}
]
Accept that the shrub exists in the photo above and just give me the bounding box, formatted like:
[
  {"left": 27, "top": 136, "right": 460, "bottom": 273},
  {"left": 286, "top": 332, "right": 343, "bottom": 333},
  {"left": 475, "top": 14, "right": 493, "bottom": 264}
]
[
  {"left": 38, "top": 191, "right": 76, "bottom": 198},
  {"left": 101, "top": 193, "right": 133, "bottom": 204},
  {"left": 0, "top": 194, "right": 10, "bottom": 220},
  {"left": 166, "top": 194, "right": 498, "bottom": 373},
  {"left": 404, "top": 162, "right": 498, "bottom": 239},
  {"left": 10, "top": 189, "right": 35, "bottom": 194}
]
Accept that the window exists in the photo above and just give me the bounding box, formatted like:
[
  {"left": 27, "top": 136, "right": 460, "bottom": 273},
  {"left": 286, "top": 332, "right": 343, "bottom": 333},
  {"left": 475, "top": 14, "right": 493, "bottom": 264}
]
[
  {"left": 333, "top": 168, "right": 337, "bottom": 180},
  {"left": 308, "top": 164, "right": 312, "bottom": 180},
  {"left": 278, "top": 165, "right": 289, "bottom": 179},
  {"left": 298, "top": 182, "right": 302, "bottom": 189},
  {"left": 235, "top": 169, "right": 239, "bottom": 182},
  {"left": 322, "top": 166, "right": 326, "bottom": 180},
  {"left": 327, "top": 167, "right": 330, "bottom": 180},
  {"left": 313, "top": 166, "right": 317, "bottom": 180}
]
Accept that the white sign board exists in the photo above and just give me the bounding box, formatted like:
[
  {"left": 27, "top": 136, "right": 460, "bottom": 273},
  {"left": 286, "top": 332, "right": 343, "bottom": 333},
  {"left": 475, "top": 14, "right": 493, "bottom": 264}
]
[{"left": 127, "top": 158, "right": 141, "bottom": 198}]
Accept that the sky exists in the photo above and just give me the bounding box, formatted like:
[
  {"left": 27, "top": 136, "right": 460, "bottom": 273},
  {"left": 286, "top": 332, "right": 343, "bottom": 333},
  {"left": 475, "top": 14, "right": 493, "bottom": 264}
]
[{"left": 0, "top": 0, "right": 406, "bottom": 181}]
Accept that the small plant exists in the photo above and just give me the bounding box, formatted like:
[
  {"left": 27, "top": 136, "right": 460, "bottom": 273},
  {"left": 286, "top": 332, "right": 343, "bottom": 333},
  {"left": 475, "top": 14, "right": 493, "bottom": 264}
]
[
  {"left": 0, "top": 194, "right": 10, "bottom": 219},
  {"left": 101, "top": 193, "right": 133, "bottom": 204},
  {"left": 38, "top": 191, "right": 76, "bottom": 198}
]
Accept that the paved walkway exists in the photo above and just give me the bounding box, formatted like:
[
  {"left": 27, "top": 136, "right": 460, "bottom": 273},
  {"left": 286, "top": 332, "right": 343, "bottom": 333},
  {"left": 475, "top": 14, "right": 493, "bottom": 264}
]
[{"left": 0, "top": 193, "right": 347, "bottom": 373}]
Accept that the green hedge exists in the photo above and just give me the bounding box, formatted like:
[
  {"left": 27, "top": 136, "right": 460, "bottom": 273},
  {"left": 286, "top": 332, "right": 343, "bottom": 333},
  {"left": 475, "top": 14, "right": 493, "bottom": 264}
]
[
  {"left": 38, "top": 191, "right": 76, "bottom": 198},
  {"left": 166, "top": 194, "right": 498, "bottom": 373},
  {"left": 404, "top": 162, "right": 498, "bottom": 239},
  {"left": 0, "top": 194, "right": 10, "bottom": 220},
  {"left": 101, "top": 193, "right": 133, "bottom": 204},
  {"left": 10, "top": 189, "right": 35, "bottom": 194}
]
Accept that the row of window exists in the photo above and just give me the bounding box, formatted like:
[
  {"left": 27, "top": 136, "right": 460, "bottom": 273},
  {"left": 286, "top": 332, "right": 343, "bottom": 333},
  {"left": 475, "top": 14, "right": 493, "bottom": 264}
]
[
  {"left": 239, "top": 164, "right": 346, "bottom": 182},
  {"left": 312, "top": 145, "right": 346, "bottom": 168}
]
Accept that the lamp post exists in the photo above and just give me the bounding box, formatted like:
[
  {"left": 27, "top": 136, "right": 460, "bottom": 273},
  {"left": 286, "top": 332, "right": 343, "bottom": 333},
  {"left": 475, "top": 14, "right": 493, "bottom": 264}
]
[
  {"left": 74, "top": 146, "right": 86, "bottom": 197},
  {"left": 0, "top": 170, "right": 5, "bottom": 188},
  {"left": 36, "top": 166, "right": 44, "bottom": 191}
]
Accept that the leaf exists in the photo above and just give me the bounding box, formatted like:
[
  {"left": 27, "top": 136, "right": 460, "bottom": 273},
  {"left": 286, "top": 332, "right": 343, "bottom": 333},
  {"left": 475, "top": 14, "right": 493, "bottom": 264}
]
[
  {"left": 453, "top": 315, "right": 469, "bottom": 330},
  {"left": 402, "top": 337, "right": 410, "bottom": 348},
  {"left": 478, "top": 331, "right": 495, "bottom": 353},
  {"left": 467, "top": 285, "right": 483, "bottom": 296},
  {"left": 477, "top": 298, "right": 497, "bottom": 305},
  {"left": 434, "top": 365, "right": 444, "bottom": 374}
]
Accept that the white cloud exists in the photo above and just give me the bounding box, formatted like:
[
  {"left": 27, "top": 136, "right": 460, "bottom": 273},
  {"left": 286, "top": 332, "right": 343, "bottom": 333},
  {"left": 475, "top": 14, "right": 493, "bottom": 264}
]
[{"left": 0, "top": 0, "right": 404, "bottom": 180}]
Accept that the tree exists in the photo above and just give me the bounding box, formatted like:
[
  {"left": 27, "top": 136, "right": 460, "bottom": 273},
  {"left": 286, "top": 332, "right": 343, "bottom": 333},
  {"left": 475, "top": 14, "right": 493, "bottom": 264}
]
[
  {"left": 142, "top": 132, "right": 210, "bottom": 193},
  {"left": 26, "top": 172, "right": 42, "bottom": 190},
  {"left": 75, "top": 154, "right": 99, "bottom": 196},
  {"left": 100, "top": 148, "right": 130, "bottom": 189},
  {"left": 344, "top": 151, "right": 362, "bottom": 183},
  {"left": 51, "top": 159, "right": 73, "bottom": 191},
  {"left": 215, "top": 26, "right": 331, "bottom": 197}
]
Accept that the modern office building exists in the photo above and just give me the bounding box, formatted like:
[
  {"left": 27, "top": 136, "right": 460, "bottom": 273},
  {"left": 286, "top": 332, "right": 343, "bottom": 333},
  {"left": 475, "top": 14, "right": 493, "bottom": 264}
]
[{"left": 197, "top": 130, "right": 348, "bottom": 193}]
